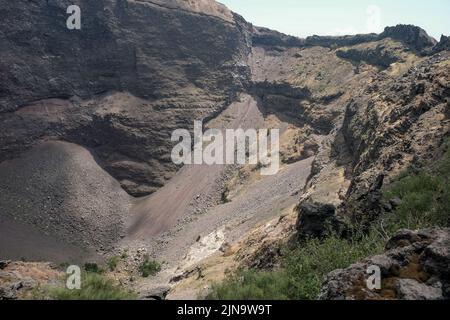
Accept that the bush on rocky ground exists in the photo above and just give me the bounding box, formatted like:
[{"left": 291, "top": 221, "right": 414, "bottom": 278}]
[
  {"left": 139, "top": 257, "right": 161, "bottom": 278},
  {"left": 209, "top": 143, "right": 450, "bottom": 300},
  {"left": 48, "top": 272, "right": 136, "bottom": 300}
]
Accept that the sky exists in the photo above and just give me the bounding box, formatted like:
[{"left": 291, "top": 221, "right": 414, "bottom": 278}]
[{"left": 219, "top": 0, "right": 449, "bottom": 40}]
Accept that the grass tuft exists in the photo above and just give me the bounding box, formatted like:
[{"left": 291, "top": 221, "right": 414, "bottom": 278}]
[{"left": 49, "top": 273, "right": 136, "bottom": 300}]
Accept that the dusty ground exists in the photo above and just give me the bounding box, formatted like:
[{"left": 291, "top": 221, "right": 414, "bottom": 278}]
[{"left": 0, "top": 141, "right": 132, "bottom": 263}]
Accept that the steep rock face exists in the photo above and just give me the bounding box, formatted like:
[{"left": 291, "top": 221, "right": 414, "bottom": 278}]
[
  {"left": 0, "top": 0, "right": 252, "bottom": 196},
  {"left": 379, "top": 24, "right": 437, "bottom": 52},
  {"left": 433, "top": 35, "right": 450, "bottom": 53},
  {"left": 0, "top": 0, "right": 249, "bottom": 112},
  {"left": 319, "top": 228, "right": 450, "bottom": 300},
  {"left": 337, "top": 52, "right": 450, "bottom": 224},
  {"left": 293, "top": 42, "right": 450, "bottom": 236}
]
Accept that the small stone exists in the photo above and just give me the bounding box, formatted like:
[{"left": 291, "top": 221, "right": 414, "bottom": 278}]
[
  {"left": 396, "top": 279, "right": 443, "bottom": 300},
  {"left": 0, "top": 260, "right": 11, "bottom": 270}
]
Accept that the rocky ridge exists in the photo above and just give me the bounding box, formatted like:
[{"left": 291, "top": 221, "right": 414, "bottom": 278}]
[{"left": 0, "top": 0, "right": 252, "bottom": 197}]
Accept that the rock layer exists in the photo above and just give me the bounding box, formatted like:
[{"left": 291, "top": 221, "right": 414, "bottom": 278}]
[{"left": 0, "top": 0, "right": 252, "bottom": 196}]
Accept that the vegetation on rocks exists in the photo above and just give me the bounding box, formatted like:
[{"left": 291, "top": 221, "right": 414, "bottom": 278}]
[
  {"left": 383, "top": 144, "right": 450, "bottom": 230},
  {"left": 139, "top": 257, "right": 162, "bottom": 278},
  {"left": 49, "top": 273, "right": 136, "bottom": 300},
  {"left": 208, "top": 231, "right": 384, "bottom": 300},
  {"left": 209, "top": 143, "right": 450, "bottom": 300},
  {"left": 107, "top": 256, "right": 120, "bottom": 272}
]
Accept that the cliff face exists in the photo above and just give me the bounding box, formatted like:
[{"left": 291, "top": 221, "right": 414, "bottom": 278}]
[
  {"left": 241, "top": 24, "right": 450, "bottom": 241},
  {"left": 336, "top": 52, "right": 450, "bottom": 225},
  {"left": 0, "top": 0, "right": 252, "bottom": 196},
  {"left": 0, "top": 0, "right": 249, "bottom": 112}
]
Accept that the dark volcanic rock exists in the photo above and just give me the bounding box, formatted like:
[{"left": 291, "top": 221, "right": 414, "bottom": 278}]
[
  {"left": 0, "top": 261, "right": 10, "bottom": 270},
  {"left": 433, "top": 35, "right": 450, "bottom": 53},
  {"left": 296, "top": 202, "right": 338, "bottom": 239},
  {"left": 0, "top": 0, "right": 250, "bottom": 112},
  {"left": 252, "top": 27, "right": 306, "bottom": 48},
  {"left": 379, "top": 24, "right": 437, "bottom": 52},
  {"left": 336, "top": 43, "right": 401, "bottom": 69},
  {"left": 0, "top": 0, "right": 253, "bottom": 196},
  {"left": 140, "top": 286, "right": 171, "bottom": 300},
  {"left": 319, "top": 228, "right": 450, "bottom": 300},
  {"left": 305, "top": 34, "right": 379, "bottom": 48}
]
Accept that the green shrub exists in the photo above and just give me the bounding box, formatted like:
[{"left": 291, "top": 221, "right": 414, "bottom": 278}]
[
  {"left": 284, "top": 231, "right": 384, "bottom": 300},
  {"left": 84, "top": 263, "right": 104, "bottom": 274},
  {"left": 139, "top": 258, "right": 161, "bottom": 278},
  {"left": 208, "top": 231, "right": 384, "bottom": 300},
  {"left": 384, "top": 173, "right": 443, "bottom": 230},
  {"left": 208, "top": 270, "right": 289, "bottom": 300},
  {"left": 221, "top": 189, "right": 231, "bottom": 204},
  {"left": 107, "top": 256, "right": 120, "bottom": 271},
  {"left": 383, "top": 144, "right": 450, "bottom": 230},
  {"left": 50, "top": 273, "right": 136, "bottom": 300}
]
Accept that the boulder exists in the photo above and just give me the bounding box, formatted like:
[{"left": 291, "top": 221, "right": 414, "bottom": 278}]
[
  {"left": 296, "top": 202, "right": 338, "bottom": 239},
  {"left": 319, "top": 228, "right": 450, "bottom": 300},
  {"left": 396, "top": 279, "right": 442, "bottom": 300},
  {"left": 0, "top": 260, "right": 10, "bottom": 270},
  {"left": 139, "top": 286, "right": 171, "bottom": 301}
]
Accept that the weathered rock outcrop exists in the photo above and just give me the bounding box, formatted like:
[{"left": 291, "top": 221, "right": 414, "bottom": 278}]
[
  {"left": 433, "top": 35, "right": 450, "bottom": 53},
  {"left": 379, "top": 24, "right": 437, "bottom": 52},
  {"left": 247, "top": 22, "right": 450, "bottom": 240},
  {"left": 252, "top": 27, "right": 306, "bottom": 48},
  {"left": 337, "top": 51, "right": 450, "bottom": 224},
  {"left": 296, "top": 202, "right": 338, "bottom": 239},
  {"left": 319, "top": 228, "right": 450, "bottom": 300},
  {"left": 0, "top": 261, "right": 62, "bottom": 300},
  {"left": 293, "top": 52, "right": 449, "bottom": 233},
  {"left": 253, "top": 24, "right": 437, "bottom": 53},
  {"left": 305, "top": 34, "right": 379, "bottom": 48},
  {"left": 336, "top": 41, "right": 402, "bottom": 69}
]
